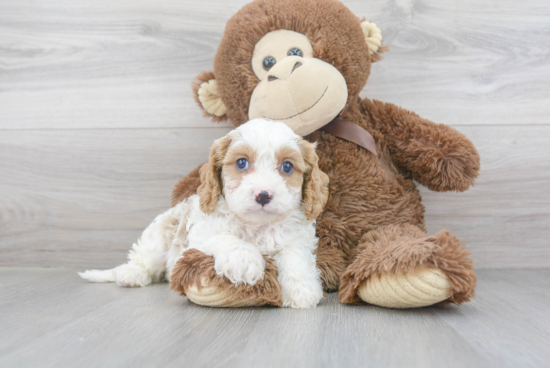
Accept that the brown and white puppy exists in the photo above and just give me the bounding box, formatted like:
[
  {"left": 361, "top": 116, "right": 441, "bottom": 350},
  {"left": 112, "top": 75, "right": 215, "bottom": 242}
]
[{"left": 79, "top": 119, "right": 329, "bottom": 309}]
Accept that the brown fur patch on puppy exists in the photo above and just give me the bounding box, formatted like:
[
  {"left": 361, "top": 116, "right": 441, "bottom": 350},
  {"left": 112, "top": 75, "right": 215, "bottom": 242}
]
[
  {"left": 276, "top": 146, "right": 306, "bottom": 190},
  {"left": 221, "top": 143, "right": 256, "bottom": 187},
  {"left": 300, "top": 140, "right": 329, "bottom": 221},
  {"left": 198, "top": 135, "right": 232, "bottom": 214},
  {"left": 276, "top": 146, "right": 307, "bottom": 172},
  {"left": 170, "top": 249, "right": 283, "bottom": 307},
  {"left": 222, "top": 144, "right": 256, "bottom": 167},
  {"left": 338, "top": 224, "right": 477, "bottom": 304}
]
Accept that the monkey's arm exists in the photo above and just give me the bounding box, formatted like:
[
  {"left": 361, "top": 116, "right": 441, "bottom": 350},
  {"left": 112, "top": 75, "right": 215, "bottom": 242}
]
[
  {"left": 171, "top": 163, "right": 205, "bottom": 207},
  {"left": 362, "top": 99, "right": 480, "bottom": 192}
]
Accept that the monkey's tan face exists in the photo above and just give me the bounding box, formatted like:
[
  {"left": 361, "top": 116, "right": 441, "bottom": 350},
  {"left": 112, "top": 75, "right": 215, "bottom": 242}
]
[{"left": 248, "top": 30, "right": 348, "bottom": 136}]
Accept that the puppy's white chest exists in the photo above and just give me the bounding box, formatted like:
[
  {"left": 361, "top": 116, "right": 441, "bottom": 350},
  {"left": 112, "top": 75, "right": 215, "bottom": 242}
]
[{"left": 249, "top": 226, "right": 285, "bottom": 256}]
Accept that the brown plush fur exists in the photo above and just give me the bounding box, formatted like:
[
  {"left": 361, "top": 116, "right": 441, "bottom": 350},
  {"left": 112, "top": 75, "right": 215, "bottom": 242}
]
[
  {"left": 363, "top": 99, "right": 480, "bottom": 192},
  {"left": 170, "top": 249, "right": 283, "bottom": 307},
  {"left": 172, "top": 0, "right": 480, "bottom": 306},
  {"left": 338, "top": 224, "right": 477, "bottom": 304},
  {"left": 172, "top": 164, "right": 203, "bottom": 207},
  {"left": 211, "top": 0, "right": 378, "bottom": 125},
  {"left": 314, "top": 241, "right": 348, "bottom": 291}
]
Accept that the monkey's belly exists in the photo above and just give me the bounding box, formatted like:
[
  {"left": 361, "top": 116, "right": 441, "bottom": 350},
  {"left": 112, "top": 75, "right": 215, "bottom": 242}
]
[{"left": 316, "top": 138, "right": 426, "bottom": 239}]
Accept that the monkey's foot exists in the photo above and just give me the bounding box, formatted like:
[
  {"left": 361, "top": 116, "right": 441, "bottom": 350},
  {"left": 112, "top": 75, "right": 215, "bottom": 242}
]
[
  {"left": 170, "top": 249, "right": 282, "bottom": 308},
  {"left": 357, "top": 268, "right": 451, "bottom": 309},
  {"left": 339, "top": 225, "right": 477, "bottom": 308}
]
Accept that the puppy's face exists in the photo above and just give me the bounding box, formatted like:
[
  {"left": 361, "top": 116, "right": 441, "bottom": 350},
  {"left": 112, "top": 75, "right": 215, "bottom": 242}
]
[{"left": 198, "top": 119, "right": 329, "bottom": 224}]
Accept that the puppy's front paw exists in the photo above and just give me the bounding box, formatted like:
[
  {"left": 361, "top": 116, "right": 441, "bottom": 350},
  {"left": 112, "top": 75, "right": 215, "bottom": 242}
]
[
  {"left": 214, "top": 250, "right": 265, "bottom": 286},
  {"left": 282, "top": 278, "right": 324, "bottom": 309},
  {"left": 115, "top": 264, "right": 152, "bottom": 287}
]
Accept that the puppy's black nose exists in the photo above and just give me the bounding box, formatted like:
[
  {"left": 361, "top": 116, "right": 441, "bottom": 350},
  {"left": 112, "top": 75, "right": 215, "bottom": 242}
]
[{"left": 255, "top": 191, "right": 272, "bottom": 206}]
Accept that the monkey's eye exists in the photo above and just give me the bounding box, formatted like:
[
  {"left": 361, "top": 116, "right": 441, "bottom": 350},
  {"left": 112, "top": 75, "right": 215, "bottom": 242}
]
[
  {"left": 236, "top": 158, "right": 249, "bottom": 171},
  {"left": 281, "top": 161, "right": 294, "bottom": 174},
  {"left": 287, "top": 47, "right": 302, "bottom": 57},
  {"left": 263, "top": 56, "right": 276, "bottom": 70}
]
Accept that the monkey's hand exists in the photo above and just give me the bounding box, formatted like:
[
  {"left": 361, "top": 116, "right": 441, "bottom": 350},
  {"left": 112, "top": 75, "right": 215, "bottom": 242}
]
[
  {"left": 364, "top": 99, "right": 480, "bottom": 192},
  {"left": 170, "top": 249, "right": 283, "bottom": 308}
]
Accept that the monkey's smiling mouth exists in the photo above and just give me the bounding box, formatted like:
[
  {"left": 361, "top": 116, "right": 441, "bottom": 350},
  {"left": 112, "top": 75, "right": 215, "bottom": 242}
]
[{"left": 263, "top": 86, "right": 328, "bottom": 121}]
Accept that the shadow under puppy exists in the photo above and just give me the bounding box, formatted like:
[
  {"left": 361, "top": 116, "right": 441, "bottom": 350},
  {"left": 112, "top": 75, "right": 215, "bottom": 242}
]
[{"left": 79, "top": 119, "right": 330, "bottom": 309}]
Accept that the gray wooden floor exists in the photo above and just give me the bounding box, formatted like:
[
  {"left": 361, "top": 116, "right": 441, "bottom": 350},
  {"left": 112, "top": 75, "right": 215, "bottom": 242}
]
[{"left": 0, "top": 268, "right": 548, "bottom": 368}]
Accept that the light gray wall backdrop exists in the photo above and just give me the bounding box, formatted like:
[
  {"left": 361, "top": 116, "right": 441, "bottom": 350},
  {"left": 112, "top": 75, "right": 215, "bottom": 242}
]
[{"left": 1, "top": 0, "right": 549, "bottom": 269}]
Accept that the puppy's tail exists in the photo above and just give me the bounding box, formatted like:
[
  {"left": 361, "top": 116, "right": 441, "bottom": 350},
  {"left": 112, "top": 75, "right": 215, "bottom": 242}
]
[{"left": 78, "top": 269, "right": 116, "bottom": 283}]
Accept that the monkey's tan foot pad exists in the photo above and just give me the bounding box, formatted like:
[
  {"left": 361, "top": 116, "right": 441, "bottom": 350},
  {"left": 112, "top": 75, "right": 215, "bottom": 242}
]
[
  {"left": 357, "top": 268, "right": 452, "bottom": 309},
  {"left": 170, "top": 249, "right": 282, "bottom": 307}
]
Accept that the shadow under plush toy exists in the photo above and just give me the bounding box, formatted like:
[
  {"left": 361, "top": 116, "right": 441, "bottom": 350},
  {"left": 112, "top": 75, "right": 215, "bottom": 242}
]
[{"left": 170, "top": 0, "right": 480, "bottom": 309}]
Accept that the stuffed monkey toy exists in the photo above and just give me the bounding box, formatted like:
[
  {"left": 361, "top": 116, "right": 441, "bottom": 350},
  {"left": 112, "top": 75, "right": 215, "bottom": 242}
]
[{"left": 170, "top": 0, "right": 479, "bottom": 309}]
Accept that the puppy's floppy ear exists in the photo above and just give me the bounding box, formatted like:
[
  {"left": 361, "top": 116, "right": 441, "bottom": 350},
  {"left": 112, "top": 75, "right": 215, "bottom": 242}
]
[
  {"left": 300, "top": 140, "right": 330, "bottom": 221},
  {"left": 198, "top": 134, "right": 231, "bottom": 214},
  {"left": 192, "top": 71, "right": 229, "bottom": 123}
]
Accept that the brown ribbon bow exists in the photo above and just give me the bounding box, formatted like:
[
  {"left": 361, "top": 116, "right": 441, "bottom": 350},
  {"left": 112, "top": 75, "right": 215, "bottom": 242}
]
[{"left": 320, "top": 117, "right": 378, "bottom": 157}]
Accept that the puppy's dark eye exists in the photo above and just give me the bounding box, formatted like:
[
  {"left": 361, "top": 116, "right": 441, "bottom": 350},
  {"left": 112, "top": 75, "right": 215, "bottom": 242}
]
[
  {"left": 236, "top": 158, "right": 249, "bottom": 171},
  {"left": 281, "top": 161, "right": 294, "bottom": 174},
  {"left": 287, "top": 47, "right": 302, "bottom": 57},
  {"left": 263, "top": 56, "right": 276, "bottom": 70}
]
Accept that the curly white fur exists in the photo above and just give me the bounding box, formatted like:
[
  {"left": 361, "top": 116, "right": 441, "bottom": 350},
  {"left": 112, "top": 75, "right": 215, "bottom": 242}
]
[{"left": 79, "top": 119, "right": 324, "bottom": 309}]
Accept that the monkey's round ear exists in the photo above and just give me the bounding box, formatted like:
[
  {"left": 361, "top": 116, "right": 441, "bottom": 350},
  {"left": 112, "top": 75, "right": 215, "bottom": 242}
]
[
  {"left": 192, "top": 71, "right": 228, "bottom": 122},
  {"left": 360, "top": 21, "right": 389, "bottom": 62}
]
